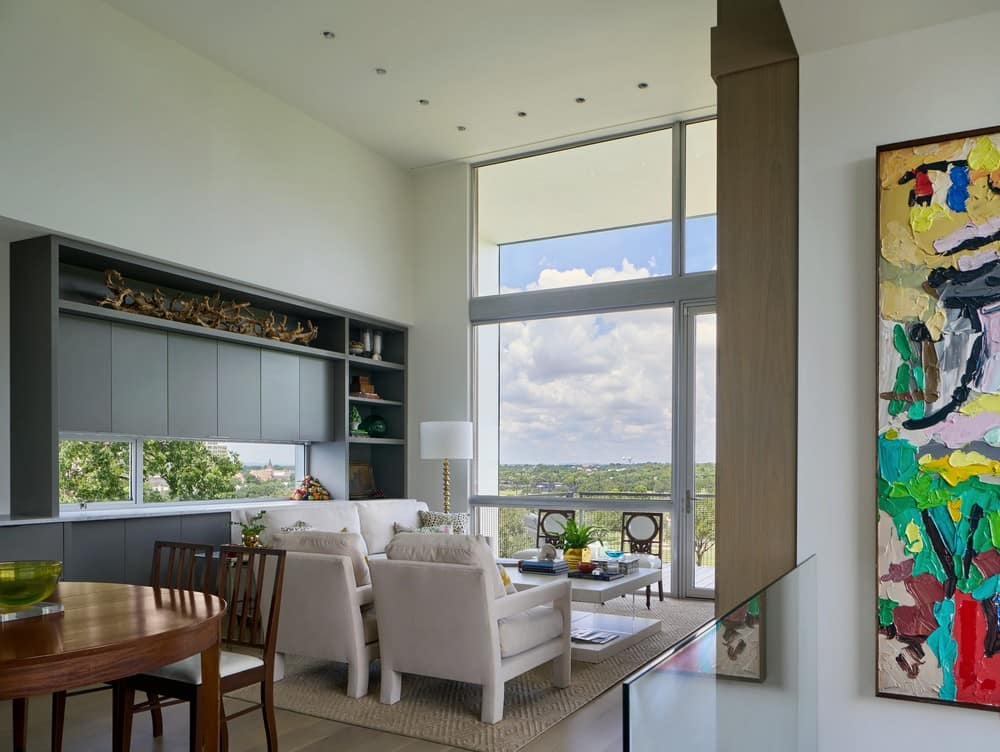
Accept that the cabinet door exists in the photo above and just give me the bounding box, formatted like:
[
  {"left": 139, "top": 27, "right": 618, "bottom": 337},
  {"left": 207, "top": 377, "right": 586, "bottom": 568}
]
[
  {"left": 218, "top": 343, "right": 261, "bottom": 439},
  {"left": 260, "top": 351, "right": 299, "bottom": 440},
  {"left": 299, "top": 357, "right": 334, "bottom": 441},
  {"left": 59, "top": 315, "right": 112, "bottom": 432},
  {"left": 112, "top": 324, "right": 168, "bottom": 435},
  {"left": 64, "top": 520, "right": 125, "bottom": 583},
  {"left": 168, "top": 335, "right": 218, "bottom": 438}
]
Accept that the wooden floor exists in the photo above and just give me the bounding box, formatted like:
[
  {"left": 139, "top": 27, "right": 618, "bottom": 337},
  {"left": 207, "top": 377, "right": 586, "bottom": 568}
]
[{"left": 0, "top": 683, "right": 623, "bottom": 752}]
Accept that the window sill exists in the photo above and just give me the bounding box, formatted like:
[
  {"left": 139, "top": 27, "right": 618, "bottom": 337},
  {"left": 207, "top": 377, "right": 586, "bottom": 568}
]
[{"left": 0, "top": 498, "right": 318, "bottom": 527}]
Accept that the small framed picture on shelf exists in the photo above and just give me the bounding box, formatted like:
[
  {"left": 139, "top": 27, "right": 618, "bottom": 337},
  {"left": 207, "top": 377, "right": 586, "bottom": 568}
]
[{"left": 349, "top": 461, "right": 377, "bottom": 500}]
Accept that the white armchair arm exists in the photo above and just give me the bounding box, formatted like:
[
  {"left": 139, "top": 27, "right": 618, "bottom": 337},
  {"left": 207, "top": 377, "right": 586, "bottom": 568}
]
[{"left": 493, "top": 579, "right": 571, "bottom": 620}]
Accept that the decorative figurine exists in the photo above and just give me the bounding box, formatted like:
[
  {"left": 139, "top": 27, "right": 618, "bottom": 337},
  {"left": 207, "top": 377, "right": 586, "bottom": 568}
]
[
  {"left": 350, "top": 406, "right": 365, "bottom": 435},
  {"left": 539, "top": 543, "right": 558, "bottom": 561},
  {"left": 372, "top": 330, "right": 384, "bottom": 361}
]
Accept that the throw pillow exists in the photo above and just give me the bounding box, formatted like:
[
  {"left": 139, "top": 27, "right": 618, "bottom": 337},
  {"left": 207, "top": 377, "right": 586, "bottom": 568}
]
[
  {"left": 279, "top": 520, "right": 313, "bottom": 533},
  {"left": 394, "top": 522, "right": 453, "bottom": 535},
  {"left": 385, "top": 533, "right": 507, "bottom": 599},
  {"left": 270, "top": 530, "right": 371, "bottom": 587},
  {"left": 418, "top": 510, "right": 470, "bottom": 535},
  {"left": 497, "top": 564, "right": 518, "bottom": 595}
]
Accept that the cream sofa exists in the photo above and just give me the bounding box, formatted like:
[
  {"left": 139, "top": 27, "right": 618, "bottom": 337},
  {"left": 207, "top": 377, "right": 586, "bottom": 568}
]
[
  {"left": 369, "top": 533, "right": 572, "bottom": 723},
  {"left": 235, "top": 499, "right": 429, "bottom": 697}
]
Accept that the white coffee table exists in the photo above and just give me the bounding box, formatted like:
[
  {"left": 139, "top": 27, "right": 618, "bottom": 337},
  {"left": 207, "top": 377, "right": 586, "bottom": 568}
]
[{"left": 506, "top": 567, "right": 662, "bottom": 662}]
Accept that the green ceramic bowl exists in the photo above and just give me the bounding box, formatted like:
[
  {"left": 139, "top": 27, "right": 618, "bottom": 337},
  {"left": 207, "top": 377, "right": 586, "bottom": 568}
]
[{"left": 0, "top": 560, "right": 63, "bottom": 612}]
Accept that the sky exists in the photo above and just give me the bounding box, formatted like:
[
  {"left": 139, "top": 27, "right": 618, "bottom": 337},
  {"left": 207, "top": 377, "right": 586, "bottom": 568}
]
[
  {"left": 221, "top": 441, "right": 297, "bottom": 467},
  {"left": 489, "top": 218, "right": 717, "bottom": 466}
]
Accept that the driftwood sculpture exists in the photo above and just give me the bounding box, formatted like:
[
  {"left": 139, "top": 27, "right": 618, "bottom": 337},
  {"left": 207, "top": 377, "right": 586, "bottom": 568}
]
[{"left": 99, "top": 270, "right": 319, "bottom": 345}]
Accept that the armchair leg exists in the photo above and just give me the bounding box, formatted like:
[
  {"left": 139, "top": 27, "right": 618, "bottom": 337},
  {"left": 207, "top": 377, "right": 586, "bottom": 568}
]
[
  {"left": 646, "top": 584, "right": 651, "bottom": 610},
  {"left": 658, "top": 579, "right": 664, "bottom": 601},
  {"left": 381, "top": 665, "right": 402, "bottom": 705},
  {"left": 481, "top": 681, "right": 505, "bottom": 724},
  {"left": 347, "top": 660, "right": 370, "bottom": 698},
  {"left": 553, "top": 648, "right": 571, "bottom": 688}
]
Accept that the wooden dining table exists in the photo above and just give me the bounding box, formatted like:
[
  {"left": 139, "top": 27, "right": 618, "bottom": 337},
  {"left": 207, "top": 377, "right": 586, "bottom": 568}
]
[{"left": 0, "top": 581, "right": 226, "bottom": 751}]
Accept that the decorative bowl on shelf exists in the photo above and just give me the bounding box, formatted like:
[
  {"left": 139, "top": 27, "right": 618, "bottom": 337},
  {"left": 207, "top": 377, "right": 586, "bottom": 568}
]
[
  {"left": 604, "top": 550, "right": 624, "bottom": 559},
  {"left": 360, "top": 414, "right": 388, "bottom": 438},
  {"left": 0, "top": 560, "right": 63, "bottom": 612}
]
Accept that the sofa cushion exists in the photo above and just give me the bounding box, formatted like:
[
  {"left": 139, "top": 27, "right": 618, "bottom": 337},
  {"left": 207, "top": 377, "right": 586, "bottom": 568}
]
[
  {"left": 498, "top": 606, "right": 564, "bottom": 658},
  {"left": 355, "top": 499, "right": 429, "bottom": 554},
  {"left": 256, "top": 503, "right": 361, "bottom": 544},
  {"left": 270, "top": 530, "right": 371, "bottom": 586},
  {"left": 418, "top": 510, "right": 470, "bottom": 535},
  {"left": 385, "top": 533, "right": 507, "bottom": 599}
]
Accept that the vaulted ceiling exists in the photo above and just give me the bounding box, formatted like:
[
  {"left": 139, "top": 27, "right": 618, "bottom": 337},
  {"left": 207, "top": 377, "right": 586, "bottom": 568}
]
[{"left": 104, "top": 0, "right": 717, "bottom": 168}]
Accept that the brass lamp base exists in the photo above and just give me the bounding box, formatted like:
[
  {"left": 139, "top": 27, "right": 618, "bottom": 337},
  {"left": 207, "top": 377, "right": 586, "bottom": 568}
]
[{"left": 441, "top": 458, "right": 451, "bottom": 514}]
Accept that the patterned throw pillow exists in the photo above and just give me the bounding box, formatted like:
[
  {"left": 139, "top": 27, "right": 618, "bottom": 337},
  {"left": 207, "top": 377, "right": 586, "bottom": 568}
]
[
  {"left": 418, "top": 510, "right": 470, "bottom": 535},
  {"left": 394, "top": 521, "right": 453, "bottom": 535},
  {"left": 279, "top": 520, "right": 313, "bottom": 533}
]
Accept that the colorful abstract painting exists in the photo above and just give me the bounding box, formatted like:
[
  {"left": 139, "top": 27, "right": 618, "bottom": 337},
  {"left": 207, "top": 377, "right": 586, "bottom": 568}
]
[{"left": 878, "top": 127, "right": 1000, "bottom": 709}]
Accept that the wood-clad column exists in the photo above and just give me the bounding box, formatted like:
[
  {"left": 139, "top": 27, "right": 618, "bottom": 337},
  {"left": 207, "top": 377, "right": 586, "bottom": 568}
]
[{"left": 712, "top": 0, "right": 798, "bottom": 613}]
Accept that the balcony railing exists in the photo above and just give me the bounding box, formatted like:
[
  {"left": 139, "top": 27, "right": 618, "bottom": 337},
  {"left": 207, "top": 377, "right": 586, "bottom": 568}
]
[{"left": 623, "top": 557, "right": 817, "bottom": 751}]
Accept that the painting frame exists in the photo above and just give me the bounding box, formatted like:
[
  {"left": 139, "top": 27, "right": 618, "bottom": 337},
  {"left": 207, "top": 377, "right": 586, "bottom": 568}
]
[
  {"left": 348, "top": 461, "right": 377, "bottom": 500},
  {"left": 876, "top": 124, "right": 1000, "bottom": 711}
]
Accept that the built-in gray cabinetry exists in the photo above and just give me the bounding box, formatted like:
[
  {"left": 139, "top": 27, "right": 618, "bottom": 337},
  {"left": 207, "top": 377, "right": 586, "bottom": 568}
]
[
  {"left": 261, "top": 350, "right": 300, "bottom": 441},
  {"left": 300, "top": 357, "right": 335, "bottom": 441},
  {"left": 218, "top": 343, "right": 261, "bottom": 439},
  {"left": 59, "top": 315, "right": 112, "bottom": 432},
  {"left": 0, "top": 512, "right": 231, "bottom": 585},
  {"left": 168, "top": 334, "right": 218, "bottom": 438},
  {"left": 112, "top": 323, "right": 168, "bottom": 435},
  {"left": 10, "top": 234, "right": 407, "bottom": 518}
]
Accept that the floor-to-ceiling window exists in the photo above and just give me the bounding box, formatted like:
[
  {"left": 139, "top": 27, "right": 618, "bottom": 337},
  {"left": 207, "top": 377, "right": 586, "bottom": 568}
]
[{"left": 471, "top": 118, "right": 717, "bottom": 598}]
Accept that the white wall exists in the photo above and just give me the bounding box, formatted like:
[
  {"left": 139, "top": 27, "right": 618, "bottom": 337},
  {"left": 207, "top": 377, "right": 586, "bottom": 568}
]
[
  {"left": 407, "top": 164, "right": 472, "bottom": 510},
  {"left": 0, "top": 0, "right": 415, "bottom": 514},
  {"left": 0, "top": 0, "right": 414, "bottom": 323},
  {"left": 798, "top": 11, "right": 1000, "bottom": 748}
]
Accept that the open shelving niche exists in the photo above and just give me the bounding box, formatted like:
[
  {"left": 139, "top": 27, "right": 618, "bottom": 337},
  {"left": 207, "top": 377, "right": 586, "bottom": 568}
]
[
  {"left": 345, "top": 321, "right": 408, "bottom": 499},
  {"left": 10, "top": 234, "right": 408, "bottom": 517}
]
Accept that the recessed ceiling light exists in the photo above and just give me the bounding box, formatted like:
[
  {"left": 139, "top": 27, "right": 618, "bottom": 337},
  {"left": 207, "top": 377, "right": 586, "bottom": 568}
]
[
  {"left": 418, "top": 99, "right": 430, "bottom": 106},
  {"left": 517, "top": 111, "right": 527, "bottom": 117},
  {"left": 457, "top": 125, "right": 467, "bottom": 131},
  {"left": 375, "top": 67, "right": 387, "bottom": 75},
  {"left": 637, "top": 82, "right": 649, "bottom": 89},
  {"left": 575, "top": 97, "right": 586, "bottom": 103},
  {"left": 322, "top": 30, "right": 335, "bottom": 39}
]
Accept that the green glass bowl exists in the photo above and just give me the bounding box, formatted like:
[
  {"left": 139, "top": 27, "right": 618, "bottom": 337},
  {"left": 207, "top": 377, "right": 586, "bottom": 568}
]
[{"left": 0, "top": 560, "right": 63, "bottom": 612}]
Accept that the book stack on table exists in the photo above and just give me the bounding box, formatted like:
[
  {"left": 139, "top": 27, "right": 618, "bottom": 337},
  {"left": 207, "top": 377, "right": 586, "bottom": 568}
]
[{"left": 518, "top": 559, "right": 569, "bottom": 575}]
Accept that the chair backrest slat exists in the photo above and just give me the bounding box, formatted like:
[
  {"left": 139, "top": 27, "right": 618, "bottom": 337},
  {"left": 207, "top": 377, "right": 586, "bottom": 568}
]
[
  {"left": 536, "top": 509, "right": 575, "bottom": 547},
  {"left": 216, "top": 545, "right": 286, "bottom": 660},
  {"left": 151, "top": 541, "right": 215, "bottom": 592}
]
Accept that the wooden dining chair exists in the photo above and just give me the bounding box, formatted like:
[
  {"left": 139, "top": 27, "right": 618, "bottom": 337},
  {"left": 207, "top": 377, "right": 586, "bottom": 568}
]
[
  {"left": 115, "top": 545, "right": 287, "bottom": 752},
  {"left": 620, "top": 512, "right": 665, "bottom": 608},
  {"left": 49, "top": 540, "right": 215, "bottom": 752},
  {"left": 535, "top": 509, "right": 575, "bottom": 547}
]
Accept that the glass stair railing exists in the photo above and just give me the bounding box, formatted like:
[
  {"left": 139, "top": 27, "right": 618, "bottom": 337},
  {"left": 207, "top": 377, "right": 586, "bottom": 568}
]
[{"left": 623, "top": 557, "right": 817, "bottom": 752}]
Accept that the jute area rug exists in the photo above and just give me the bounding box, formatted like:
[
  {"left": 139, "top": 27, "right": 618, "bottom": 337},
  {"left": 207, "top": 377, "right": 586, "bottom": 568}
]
[{"left": 231, "top": 595, "right": 713, "bottom": 752}]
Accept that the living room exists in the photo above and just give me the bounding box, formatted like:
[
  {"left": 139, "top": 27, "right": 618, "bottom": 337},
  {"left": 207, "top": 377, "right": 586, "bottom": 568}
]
[{"left": 4, "top": 1, "right": 1000, "bottom": 751}]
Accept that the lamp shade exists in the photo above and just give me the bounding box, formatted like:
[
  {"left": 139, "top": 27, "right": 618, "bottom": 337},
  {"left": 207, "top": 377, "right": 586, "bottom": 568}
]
[{"left": 420, "top": 421, "right": 473, "bottom": 460}]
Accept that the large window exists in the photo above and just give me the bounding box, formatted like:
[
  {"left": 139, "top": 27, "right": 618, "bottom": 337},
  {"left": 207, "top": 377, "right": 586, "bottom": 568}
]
[
  {"left": 58, "top": 438, "right": 305, "bottom": 506},
  {"left": 472, "top": 118, "right": 716, "bottom": 598}
]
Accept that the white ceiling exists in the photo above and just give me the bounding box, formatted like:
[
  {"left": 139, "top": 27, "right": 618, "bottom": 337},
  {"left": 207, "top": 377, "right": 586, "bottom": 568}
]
[
  {"left": 104, "top": 0, "right": 717, "bottom": 169},
  {"left": 781, "top": 0, "right": 1000, "bottom": 54}
]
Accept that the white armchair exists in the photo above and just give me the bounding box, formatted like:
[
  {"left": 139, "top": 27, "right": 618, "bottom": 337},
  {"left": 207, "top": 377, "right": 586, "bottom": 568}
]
[
  {"left": 369, "top": 549, "right": 571, "bottom": 723},
  {"left": 275, "top": 552, "right": 378, "bottom": 698}
]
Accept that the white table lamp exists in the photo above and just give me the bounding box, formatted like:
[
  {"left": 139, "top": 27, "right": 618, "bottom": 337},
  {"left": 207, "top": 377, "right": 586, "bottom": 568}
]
[{"left": 420, "top": 421, "right": 473, "bottom": 513}]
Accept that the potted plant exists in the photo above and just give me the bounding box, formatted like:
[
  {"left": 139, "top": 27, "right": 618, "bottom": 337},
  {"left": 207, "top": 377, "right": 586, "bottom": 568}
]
[
  {"left": 558, "top": 518, "right": 603, "bottom": 571},
  {"left": 231, "top": 510, "right": 267, "bottom": 548}
]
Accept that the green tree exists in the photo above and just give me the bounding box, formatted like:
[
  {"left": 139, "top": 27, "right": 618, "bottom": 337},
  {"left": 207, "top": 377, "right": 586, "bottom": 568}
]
[
  {"left": 694, "top": 504, "right": 716, "bottom": 566},
  {"left": 59, "top": 441, "right": 131, "bottom": 503},
  {"left": 143, "top": 441, "right": 242, "bottom": 501}
]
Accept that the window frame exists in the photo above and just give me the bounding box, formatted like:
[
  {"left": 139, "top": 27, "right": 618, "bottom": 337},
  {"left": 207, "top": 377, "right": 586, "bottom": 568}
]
[
  {"left": 469, "top": 116, "right": 717, "bottom": 512},
  {"left": 58, "top": 433, "right": 308, "bottom": 509}
]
